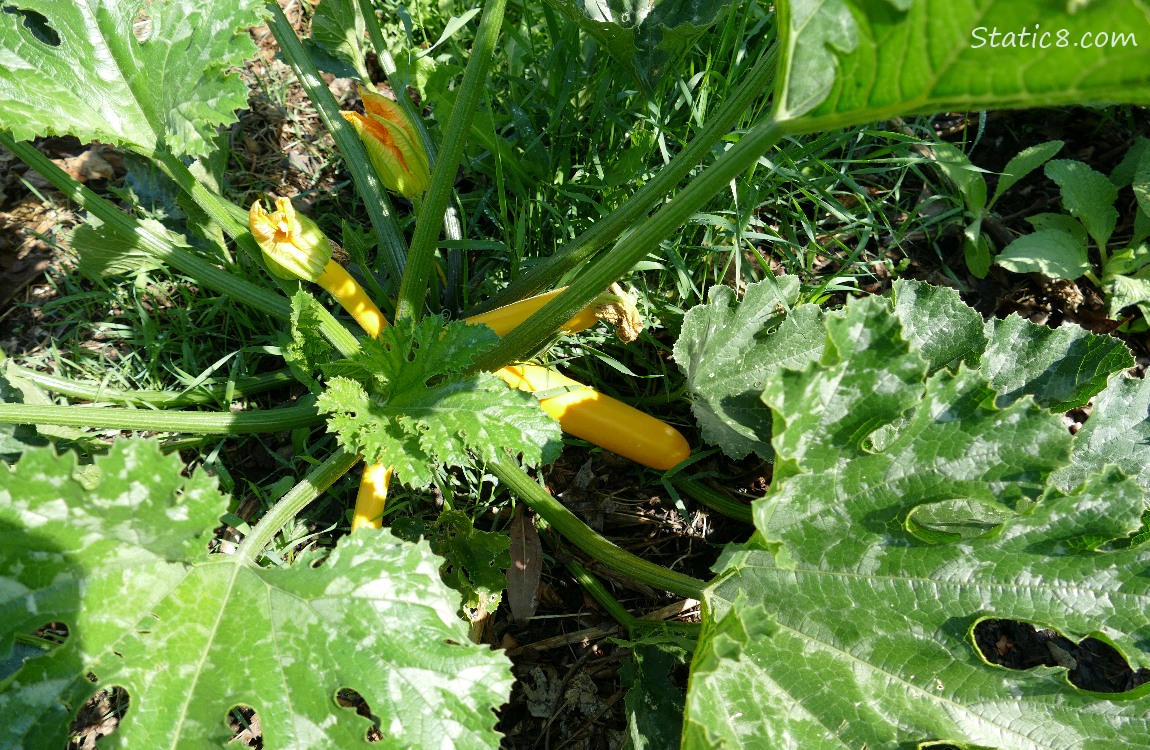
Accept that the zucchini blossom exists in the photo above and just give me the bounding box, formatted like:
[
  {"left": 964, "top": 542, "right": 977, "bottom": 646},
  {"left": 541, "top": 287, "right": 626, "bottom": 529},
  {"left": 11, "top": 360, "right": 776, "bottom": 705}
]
[
  {"left": 248, "top": 197, "right": 333, "bottom": 282},
  {"left": 341, "top": 88, "right": 430, "bottom": 200}
]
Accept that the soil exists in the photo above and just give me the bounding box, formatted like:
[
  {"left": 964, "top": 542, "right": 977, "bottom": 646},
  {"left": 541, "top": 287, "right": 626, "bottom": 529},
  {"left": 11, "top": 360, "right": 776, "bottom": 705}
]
[{"left": 2, "top": 5, "right": 1149, "bottom": 748}]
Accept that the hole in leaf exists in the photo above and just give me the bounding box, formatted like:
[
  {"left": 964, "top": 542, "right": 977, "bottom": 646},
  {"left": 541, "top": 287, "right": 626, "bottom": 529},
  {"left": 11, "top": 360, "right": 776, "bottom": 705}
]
[
  {"left": 226, "top": 704, "right": 262, "bottom": 747},
  {"left": 2, "top": 5, "right": 61, "bottom": 46},
  {"left": 336, "top": 688, "right": 382, "bottom": 742},
  {"left": 1, "top": 621, "right": 69, "bottom": 680},
  {"left": 132, "top": 9, "right": 151, "bottom": 43},
  {"left": 974, "top": 618, "right": 1150, "bottom": 693},
  {"left": 68, "top": 686, "right": 130, "bottom": 748}
]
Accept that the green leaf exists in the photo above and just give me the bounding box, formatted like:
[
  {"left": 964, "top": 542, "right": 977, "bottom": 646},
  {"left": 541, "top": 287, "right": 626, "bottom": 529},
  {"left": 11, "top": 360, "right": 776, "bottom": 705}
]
[
  {"left": 283, "top": 291, "right": 337, "bottom": 392},
  {"left": 1054, "top": 374, "right": 1150, "bottom": 493},
  {"left": 964, "top": 230, "right": 993, "bottom": 278},
  {"left": 891, "top": 279, "right": 984, "bottom": 374},
  {"left": 673, "top": 278, "right": 824, "bottom": 460},
  {"left": 1045, "top": 159, "right": 1119, "bottom": 249},
  {"left": 622, "top": 640, "right": 688, "bottom": 750},
  {"left": 0, "top": 0, "right": 264, "bottom": 157},
  {"left": 682, "top": 298, "right": 1150, "bottom": 749},
  {"left": 1103, "top": 243, "right": 1150, "bottom": 317},
  {"left": 775, "top": 0, "right": 1150, "bottom": 130},
  {"left": 1106, "top": 275, "right": 1150, "bottom": 319},
  {"left": 981, "top": 313, "right": 1133, "bottom": 412},
  {"left": 540, "top": 0, "right": 734, "bottom": 95},
  {"left": 990, "top": 140, "right": 1064, "bottom": 207},
  {"left": 0, "top": 358, "right": 47, "bottom": 462},
  {"left": 0, "top": 439, "right": 512, "bottom": 749},
  {"left": 1133, "top": 145, "right": 1150, "bottom": 226},
  {"left": 432, "top": 509, "right": 511, "bottom": 613},
  {"left": 1109, "top": 136, "right": 1150, "bottom": 189},
  {"left": 318, "top": 317, "right": 562, "bottom": 488},
  {"left": 1026, "top": 212, "right": 1090, "bottom": 248},
  {"left": 932, "top": 142, "right": 987, "bottom": 215},
  {"left": 696, "top": 280, "right": 1129, "bottom": 465},
  {"left": 309, "top": 0, "right": 369, "bottom": 79},
  {"left": 995, "top": 229, "right": 1090, "bottom": 279}
]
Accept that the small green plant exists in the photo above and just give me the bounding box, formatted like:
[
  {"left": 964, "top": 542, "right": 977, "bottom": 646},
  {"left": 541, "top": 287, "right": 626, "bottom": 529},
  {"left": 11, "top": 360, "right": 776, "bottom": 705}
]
[{"left": 936, "top": 134, "right": 1150, "bottom": 327}]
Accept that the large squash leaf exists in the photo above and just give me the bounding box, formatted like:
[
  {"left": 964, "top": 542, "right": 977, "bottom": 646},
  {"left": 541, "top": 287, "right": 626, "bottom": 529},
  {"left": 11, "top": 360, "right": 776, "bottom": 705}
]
[
  {"left": 776, "top": 0, "right": 1150, "bottom": 132},
  {"left": 673, "top": 277, "right": 824, "bottom": 460},
  {"left": 890, "top": 280, "right": 1133, "bottom": 411},
  {"left": 678, "top": 278, "right": 1131, "bottom": 460},
  {"left": 0, "top": 0, "right": 263, "bottom": 156},
  {"left": 0, "top": 439, "right": 512, "bottom": 749},
  {"left": 1054, "top": 373, "right": 1150, "bottom": 493},
  {"left": 681, "top": 296, "right": 1150, "bottom": 749}
]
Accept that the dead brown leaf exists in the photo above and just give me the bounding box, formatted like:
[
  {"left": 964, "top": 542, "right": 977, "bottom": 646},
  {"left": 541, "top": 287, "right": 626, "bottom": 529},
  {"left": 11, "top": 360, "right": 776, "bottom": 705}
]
[{"left": 508, "top": 504, "right": 543, "bottom": 622}]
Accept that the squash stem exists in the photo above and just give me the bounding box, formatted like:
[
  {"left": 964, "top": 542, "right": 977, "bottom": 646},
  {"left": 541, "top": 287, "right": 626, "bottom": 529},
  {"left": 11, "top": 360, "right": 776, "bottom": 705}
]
[
  {"left": 465, "top": 45, "right": 777, "bottom": 316},
  {"left": 488, "top": 455, "right": 706, "bottom": 599},
  {"left": 0, "top": 403, "right": 322, "bottom": 434},
  {"left": 4, "top": 364, "right": 296, "bottom": 408},
  {"left": 238, "top": 447, "right": 361, "bottom": 561},
  {"left": 566, "top": 560, "right": 640, "bottom": 631},
  {"left": 394, "top": 0, "right": 509, "bottom": 322},
  {"left": 474, "top": 115, "right": 787, "bottom": 373},
  {"left": 671, "top": 476, "right": 754, "bottom": 524}
]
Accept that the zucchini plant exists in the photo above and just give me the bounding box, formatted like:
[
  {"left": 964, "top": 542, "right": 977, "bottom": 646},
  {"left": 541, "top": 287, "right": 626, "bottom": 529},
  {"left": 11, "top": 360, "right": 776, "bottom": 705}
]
[{"left": 1, "top": 0, "right": 1149, "bottom": 747}]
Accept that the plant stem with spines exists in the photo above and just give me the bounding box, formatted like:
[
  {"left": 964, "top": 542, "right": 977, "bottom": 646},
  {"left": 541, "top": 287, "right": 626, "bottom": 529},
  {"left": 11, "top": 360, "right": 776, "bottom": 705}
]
[
  {"left": 237, "top": 447, "right": 361, "bottom": 561},
  {"left": 0, "top": 403, "right": 323, "bottom": 434}
]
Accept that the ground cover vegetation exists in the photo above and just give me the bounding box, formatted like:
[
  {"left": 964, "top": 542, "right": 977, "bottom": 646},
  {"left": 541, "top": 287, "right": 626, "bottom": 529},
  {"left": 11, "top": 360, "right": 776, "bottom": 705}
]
[{"left": 1, "top": 0, "right": 1149, "bottom": 748}]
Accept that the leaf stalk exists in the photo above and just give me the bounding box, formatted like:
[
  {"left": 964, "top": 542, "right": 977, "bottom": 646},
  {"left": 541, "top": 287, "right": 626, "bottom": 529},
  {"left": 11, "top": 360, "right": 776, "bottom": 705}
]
[
  {"left": 237, "top": 447, "right": 361, "bottom": 561},
  {"left": 0, "top": 403, "right": 322, "bottom": 434},
  {"left": 488, "top": 455, "right": 706, "bottom": 599},
  {"left": 393, "top": 0, "right": 509, "bottom": 322}
]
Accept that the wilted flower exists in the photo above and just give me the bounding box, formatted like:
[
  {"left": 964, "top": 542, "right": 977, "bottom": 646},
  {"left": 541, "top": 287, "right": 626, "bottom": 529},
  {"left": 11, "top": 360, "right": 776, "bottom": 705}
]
[
  {"left": 342, "top": 88, "right": 431, "bottom": 200},
  {"left": 248, "top": 196, "right": 333, "bottom": 282}
]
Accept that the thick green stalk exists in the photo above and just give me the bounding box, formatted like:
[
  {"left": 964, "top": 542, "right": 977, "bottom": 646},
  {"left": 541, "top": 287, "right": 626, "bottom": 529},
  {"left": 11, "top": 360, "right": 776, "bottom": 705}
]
[
  {"left": 0, "top": 403, "right": 322, "bottom": 434},
  {"left": 153, "top": 150, "right": 249, "bottom": 240},
  {"left": 358, "top": 0, "right": 467, "bottom": 308},
  {"left": 1, "top": 136, "right": 285, "bottom": 316},
  {"left": 267, "top": 2, "right": 408, "bottom": 288},
  {"left": 672, "top": 476, "right": 754, "bottom": 524},
  {"left": 475, "top": 116, "right": 786, "bottom": 372},
  {"left": 0, "top": 136, "right": 361, "bottom": 358},
  {"left": 394, "top": 0, "right": 508, "bottom": 322},
  {"left": 466, "top": 46, "right": 778, "bottom": 316},
  {"left": 566, "top": 560, "right": 640, "bottom": 631},
  {"left": 489, "top": 455, "right": 705, "bottom": 599},
  {"left": 237, "top": 447, "right": 360, "bottom": 561},
  {"left": 6, "top": 365, "right": 296, "bottom": 408}
]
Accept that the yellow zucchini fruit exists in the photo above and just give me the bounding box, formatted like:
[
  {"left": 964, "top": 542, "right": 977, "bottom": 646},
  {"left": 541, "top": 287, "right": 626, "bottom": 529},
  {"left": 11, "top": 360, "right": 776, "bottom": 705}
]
[
  {"left": 316, "top": 260, "right": 388, "bottom": 339},
  {"left": 351, "top": 462, "right": 393, "bottom": 532},
  {"left": 494, "top": 365, "right": 690, "bottom": 471},
  {"left": 464, "top": 287, "right": 599, "bottom": 337}
]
